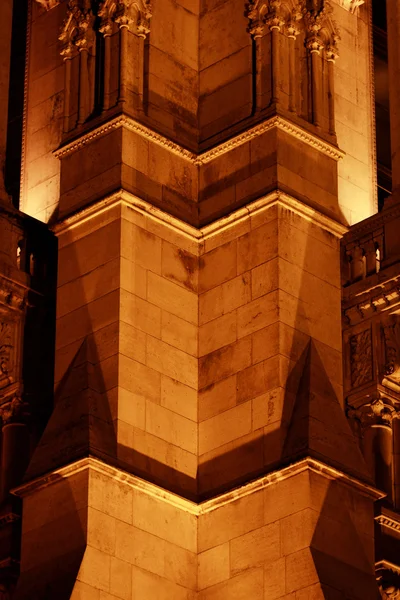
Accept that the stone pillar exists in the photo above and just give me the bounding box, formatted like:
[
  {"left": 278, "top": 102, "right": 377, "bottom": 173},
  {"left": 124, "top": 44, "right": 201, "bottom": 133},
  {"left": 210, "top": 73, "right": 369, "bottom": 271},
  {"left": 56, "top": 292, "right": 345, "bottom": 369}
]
[
  {"left": 0, "top": 0, "right": 13, "bottom": 203},
  {"left": 0, "top": 396, "right": 30, "bottom": 501},
  {"left": 387, "top": 0, "right": 400, "bottom": 197}
]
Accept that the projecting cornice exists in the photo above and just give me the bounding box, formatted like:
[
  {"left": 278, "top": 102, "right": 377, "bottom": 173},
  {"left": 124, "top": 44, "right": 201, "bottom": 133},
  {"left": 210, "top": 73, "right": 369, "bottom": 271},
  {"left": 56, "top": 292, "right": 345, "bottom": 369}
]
[{"left": 34, "top": 0, "right": 60, "bottom": 10}]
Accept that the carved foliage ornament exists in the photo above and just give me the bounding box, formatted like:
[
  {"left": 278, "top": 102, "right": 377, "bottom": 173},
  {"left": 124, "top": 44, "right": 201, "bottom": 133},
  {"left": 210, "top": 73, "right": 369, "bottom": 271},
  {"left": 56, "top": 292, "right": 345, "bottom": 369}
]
[
  {"left": 59, "top": 0, "right": 96, "bottom": 57},
  {"left": 0, "top": 395, "right": 29, "bottom": 427},
  {"left": 383, "top": 320, "right": 400, "bottom": 382},
  {"left": 347, "top": 398, "right": 396, "bottom": 430},
  {"left": 246, "top": 0, "right": 339, "bottom": 54},
  {"left": 0, "top": 321, "right": 13, "bottom": 391},
  {"left": 349, "top": 329, "right": 373, "bottom": 388}
]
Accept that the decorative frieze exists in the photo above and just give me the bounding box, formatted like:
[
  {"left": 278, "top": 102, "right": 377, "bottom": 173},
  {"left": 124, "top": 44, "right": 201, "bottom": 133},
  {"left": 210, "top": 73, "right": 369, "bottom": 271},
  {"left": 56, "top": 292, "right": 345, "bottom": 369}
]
[{"left": 349, "top": 329, "right": 373, "bottom": 388}]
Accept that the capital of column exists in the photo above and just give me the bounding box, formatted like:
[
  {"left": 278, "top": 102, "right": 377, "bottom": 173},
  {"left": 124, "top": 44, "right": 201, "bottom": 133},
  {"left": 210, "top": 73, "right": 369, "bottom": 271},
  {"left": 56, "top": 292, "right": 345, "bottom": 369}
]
[
  {"left": 0, "top": 395, "right": 29, "bottom": 428},
  {"left": 347, "top": 398, "right": 398, "bottom": 431}
]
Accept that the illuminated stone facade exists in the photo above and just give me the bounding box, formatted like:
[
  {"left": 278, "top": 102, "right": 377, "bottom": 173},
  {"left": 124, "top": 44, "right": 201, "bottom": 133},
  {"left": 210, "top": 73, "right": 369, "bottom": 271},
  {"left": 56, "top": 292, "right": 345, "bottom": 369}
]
[{"left": 0, "top": 0, "right": 399, "bottom": 598}]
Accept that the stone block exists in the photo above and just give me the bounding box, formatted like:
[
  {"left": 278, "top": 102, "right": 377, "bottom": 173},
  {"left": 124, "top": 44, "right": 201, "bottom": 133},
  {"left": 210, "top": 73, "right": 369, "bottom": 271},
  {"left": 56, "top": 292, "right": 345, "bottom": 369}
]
[
  {"left": 237, "top": 219, "right": 278, "bottom": 274},
  {"left": 161, "top": 240, "right": 198, "bottom": 292},
  {"left": 285, "top": 548, "right": 319, "bottom": 594},
  {"left": 131, "top": 566, "right": 195, "bottom": 600},
  {"left": 237, "top": 291, "right": 279, "bottom": 339},
  {"left": 251, "top": 258, "right": 279, "bottom": 300},
  {"left": 199, "top": 401, "right": 251, "bottom": 454},
  {"left": 199, "top": 240, "right": 237, "bottom": 293},
  {"left": 230, "top": 522, "right": 281, "bottom": 576},
  {"left": 198, "top": 375, "right": 237, "bottom": 422},
  {"left": 147, "top": 272, "right": 198, "bottom": 324},
  {"left": 121, "top": 220, "right": 162, "bottom": 275},
  {"left": 118, "top": 387, "right": 146, "bottom": 430},
  {"left": 78, "top": 546, "right": 111, "bottom": 593},
  {"left": 120, "top": 257, "right": 147, "bottom": 300},
  {"left": 199, "top": 311, "right": 237, "bottom": 356},
  {"left": 115, "top": 521, "right": 164, "bottom": 575},
  {"left": 198, "top": 490, "right": 264, "bottom": 551},
  {"left": 252, "top": 387, "right": 286, "bottom": 430},
  {"left": 110, "top": 556, "right": 132, "bottom": 600},
  {"left": 145, "top": 400, "right": 198, "bottom": 455},
  {"left": 199, "top": 336, "right": 252, "bottom": 388},
  {"left": 87, "top": 507, "right": 116, "bottom": 555},
  {"left": 198, "top": 543, "right": 230, "bottom": 590},
  {"left": 89, "top": 470, "right": 133, "bottom": 525},
  {"left": 161, "top": 376, "right": 197, "bottom": 421},
  {"left": 147, "top": 336, "right": 198, "bottom": 388},
  {"left": 119, "top": 354, "right": 161, "bottom": 403},
  {"left": 264, "top": 557, "right": 286, "bottom": 600},
  {"left": 236, "top": 356, "right": 280, "bottom": 403},
  {"left": 71, "top": 581, "right": 101, "bottom": 600},
  {"left": 120, "top": 289, "right": 161, "bottom": 338},
  {"left": 198, "top": 568, "right": 263, "bottom": 600}
]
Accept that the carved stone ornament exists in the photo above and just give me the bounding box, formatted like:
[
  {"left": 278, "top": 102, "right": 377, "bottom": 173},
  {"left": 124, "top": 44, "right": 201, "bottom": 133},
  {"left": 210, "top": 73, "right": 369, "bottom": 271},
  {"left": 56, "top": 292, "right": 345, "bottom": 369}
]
[
  {"left": 304, "top": 0, "right": 340, "bottom": 55},
  {"left": 59, "top": 0, "right": 96, "bottom": 58},
  {"left": 34, "top": 0, "right": 60, "bottom": 9},
  {"left": 114, "top": 0, "right": 153, "bottom": 37},
  {"left": 349, "top": 329, "right": 373, "bottom": 388},
  {"left": 347, "top": 398, "right": 396, "bottom": 430},
  {"left": 339, "top": 0, "right": 364, "bottom": 13},
  {"left": 0, "top": 395, "right": 29, "bottom": 427},
  {"left": 0, "top": 322, "right": 14, "bottom": 391},
  {"left": 383, "top": 320, "right": 400, "bottom": 382}
]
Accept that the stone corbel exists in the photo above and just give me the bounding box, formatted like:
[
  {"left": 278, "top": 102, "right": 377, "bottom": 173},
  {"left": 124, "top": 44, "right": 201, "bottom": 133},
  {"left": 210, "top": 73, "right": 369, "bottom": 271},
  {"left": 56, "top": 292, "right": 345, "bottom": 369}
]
[{"left": 34, "top": 0, "right": 60, "bottom": 10}]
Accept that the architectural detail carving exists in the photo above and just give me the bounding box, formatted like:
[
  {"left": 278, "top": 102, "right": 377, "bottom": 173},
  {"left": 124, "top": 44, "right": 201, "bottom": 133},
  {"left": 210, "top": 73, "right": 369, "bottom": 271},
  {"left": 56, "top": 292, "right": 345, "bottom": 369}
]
[
  {"left": 338, "top": 0, "right": 364, "bottom": 13},
  {"left": 0, "top": 395, "right": 29, "bottom": 426},
  {"left": 246, "top": 0, "right": 268, "bottom": 38},
  {"left": 349, "top": 329, "right": 373, "bottom": 388},
  {"left": 59, "top": 0, "right": 95, "bottom": 57},
  {"left": 0, "top": 322, "right": 13, "bottom": 391},
  {"left": 34, "top": 0, "right": 60, "bottom": 9},
  {"left": 98, "top": 0, "right": 152, "bottom": 37},
  {"left": 383, "top": 320, "right": 400, "bottom": 381},
  {"left": 347, "top": 398, "right": 396, "bottom": 430}
]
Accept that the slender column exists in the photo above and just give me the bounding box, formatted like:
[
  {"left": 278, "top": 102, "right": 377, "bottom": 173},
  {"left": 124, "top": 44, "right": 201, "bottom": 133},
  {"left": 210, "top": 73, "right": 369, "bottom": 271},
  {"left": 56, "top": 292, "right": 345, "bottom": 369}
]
[
  {"left": 350, "top": 398, "right": 395, "bottom": 500},
  {"left": 62, "top": 56, "right": 72, "bottom": 133},
  {"left": 270, "top": 27, "right": 280, "bottom": 104},
  {"left": 103, "top": 33, "right": 112, "bottom": 111},
  {"left": 326, "top": 43, "right": 338, "bottom": 135},
  {"left": 78, "top": 48, "right": 89, "bottom": 125},
  {"left": 386, "top": 0, "right": 400, "bottom": 195},
  {"left": 308, "top": 42, "right": 323, "bottom": 128},
  {"left": 287, "top": 23, "right": 298, "bottom": 113},
  {"left": 118, "top": 24, "right": 129, "bottom": 104}
]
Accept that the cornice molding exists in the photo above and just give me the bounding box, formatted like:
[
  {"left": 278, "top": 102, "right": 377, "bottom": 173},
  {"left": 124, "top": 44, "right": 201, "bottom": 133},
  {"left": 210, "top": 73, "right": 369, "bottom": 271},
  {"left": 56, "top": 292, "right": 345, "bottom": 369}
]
[
  {"left": 12, "top": 456, "right": 383, "bottom": 513},
  {"left": 54, "top": 114, "right": 344, "bottom": 163},
  {"left": 52, "top": 189, "right": 348, "bottom": 246},
  {"left": 343, "top": 275, "right": 400, "bottom": 325},
  {"left": 375, "top": 516, "right": 400, "bottom": 534}
]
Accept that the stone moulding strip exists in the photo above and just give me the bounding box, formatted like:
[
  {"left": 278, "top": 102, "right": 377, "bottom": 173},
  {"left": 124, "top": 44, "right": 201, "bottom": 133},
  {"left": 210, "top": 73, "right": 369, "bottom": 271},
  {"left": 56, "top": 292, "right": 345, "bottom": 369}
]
[
  {"left": 53, "top": 189, "right": 348, "bottom": 244},
  {"left": 12, "top": 456, "right": 383, "bottom": 515},
  {"left": 375, "top": 515, "right": 400, "bottom": 534},
  {"left": 376, "top": 559, "right": 400, "bottom": 575},
  {"left": 343, "top": 275, "right": 400, "bottom": 325},
  {"left": 53, "top": 114, "right": 345, "bottom": 163}
]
